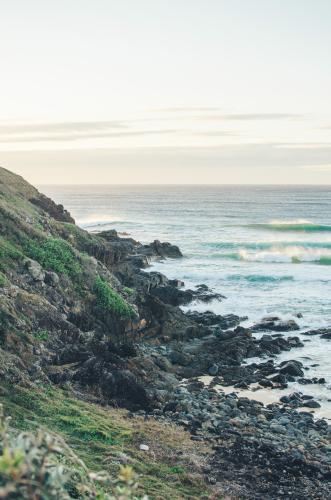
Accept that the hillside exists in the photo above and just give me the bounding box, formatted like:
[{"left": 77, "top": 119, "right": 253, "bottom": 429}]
[{"left": 0, "top": 166, "right": 213, "bottom": 498}]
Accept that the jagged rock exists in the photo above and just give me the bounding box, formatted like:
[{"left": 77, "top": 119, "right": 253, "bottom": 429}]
[{"left": 148, "top": 240, "right": 182, "bottom": 259}]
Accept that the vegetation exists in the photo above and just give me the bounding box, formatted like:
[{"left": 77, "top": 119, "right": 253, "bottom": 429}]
[
  {"left": 0, "top": 237, "right": 22, "bottom": 271},
  {"left": 94, "top": 277, "right": 136, "bottom": 320},
  {"left": 33, "top": 330, "right": 49, "bottom": 341},
  {"left": 0, "top": 273, "right": 6, "bottom": 287},
  {"left": 0, "top": 385, "right": 212, "bottom": 499},
  {"left": 0, "top": 404, "right": 146, "bottom": 499},
  {"left": 25, "top": 237, "right": 82, "bottom": 278}
]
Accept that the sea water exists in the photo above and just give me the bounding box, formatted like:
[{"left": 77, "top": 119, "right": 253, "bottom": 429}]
[{"left": 42, "top": 185, "right": 331, "bottom": 417}]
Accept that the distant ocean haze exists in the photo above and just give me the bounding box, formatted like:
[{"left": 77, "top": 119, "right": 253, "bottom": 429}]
[{"left": 42, "top": 184, "right": 331, "bottom": 416}]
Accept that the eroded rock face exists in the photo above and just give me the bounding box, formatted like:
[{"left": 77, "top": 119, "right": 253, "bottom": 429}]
[{"left": 30, "top": 194, "right": 75, "bottom": 223}]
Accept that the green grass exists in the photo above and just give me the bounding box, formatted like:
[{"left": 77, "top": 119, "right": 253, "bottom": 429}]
[
  {"left": 94, "top": 277, "right": 135, "bottom": 320},
  {"left": 25, "top": 237, "right": 82, "bottom": 278},
  {"left": 0, "top": 237, "right": 22, "bottom": 271},
  {"left": 0, "top": 384, "right": 212, "bottom": 499}
]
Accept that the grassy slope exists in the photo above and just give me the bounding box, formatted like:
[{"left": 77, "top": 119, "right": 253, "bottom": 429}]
[{"left": 1, "top": 384, "right": 212, "bottom": 499}]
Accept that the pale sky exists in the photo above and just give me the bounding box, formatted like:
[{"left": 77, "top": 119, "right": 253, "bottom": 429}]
[{"left": 0, "top": 0, "right": 331, "bottom": 184}]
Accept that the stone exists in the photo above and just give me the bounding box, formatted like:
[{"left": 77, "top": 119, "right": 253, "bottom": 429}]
[
  {"left": 208, "top": 364, "right": 219, "bottom": 376},
  {"left": 139, "top": 444, "right": 149, "bottom": 451},
  {"left": 44, "top": 271, "right": 59, "bottom": 286},
  {"left": 25, "top": 258, "right": 45, "bottom": 282},
  {"left": 279, "top": 360, "right": 304, "bottom": 377}
]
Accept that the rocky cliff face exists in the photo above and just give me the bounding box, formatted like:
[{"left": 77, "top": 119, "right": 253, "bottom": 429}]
[{"left": 0, "top": 166, "right": 199, "bottom": 410}]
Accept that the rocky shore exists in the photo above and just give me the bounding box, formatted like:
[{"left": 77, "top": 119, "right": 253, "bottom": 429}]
[{"left": 0, "top": 166, "right": 330, "bottom": 499}]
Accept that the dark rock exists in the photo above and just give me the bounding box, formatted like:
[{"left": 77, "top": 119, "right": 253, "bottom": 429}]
[{"left": 279, "top": 360, "right": 304, "bottom": 377}]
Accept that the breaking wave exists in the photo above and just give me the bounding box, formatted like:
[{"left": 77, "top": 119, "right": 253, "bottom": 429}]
[{"left": 248, "top": 220, "right": 331, "bottom": 232}]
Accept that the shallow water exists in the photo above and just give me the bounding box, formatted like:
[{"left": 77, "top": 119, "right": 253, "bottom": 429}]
[{"left": 42, "top": 185, "right": 331, "bottom": 416}]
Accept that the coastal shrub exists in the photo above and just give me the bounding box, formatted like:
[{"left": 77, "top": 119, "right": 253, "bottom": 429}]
[
  {"left": 94, "top": 277, "right": 135, "bottom": 319},
  {"left": 25, "top": 237, "right": 82, "bottom": 278}
]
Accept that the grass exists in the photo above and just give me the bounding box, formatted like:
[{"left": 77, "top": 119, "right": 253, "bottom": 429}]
[
  {"left": 94, "top": 277, "right": 136, "bottom": 320},
  {"left": 25, "top": 237, "right": 82, "bottom": 278},
  {"left": 0, "top": 237, "right": 22, "bottom": 272},
  {"left": 0, "top": 384, "right": 212, "bottom": 499}
]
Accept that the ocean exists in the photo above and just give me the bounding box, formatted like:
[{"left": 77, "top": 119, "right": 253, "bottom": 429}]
[{"left": 42, "top": 185, "right": 331, "bottom": 417}]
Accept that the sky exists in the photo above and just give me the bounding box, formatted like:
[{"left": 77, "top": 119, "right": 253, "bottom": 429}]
[{"left": 0, "top": 0, "right": 331, "bottom": 184}]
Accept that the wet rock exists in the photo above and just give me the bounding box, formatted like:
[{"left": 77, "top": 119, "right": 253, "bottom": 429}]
[
  {"left": 279, "top": 360, "right": 304, "bottom": 377},
  {"left": 252, "top": 316, "right": 300, "bottom": 332},
  {"left": 301, "top": 400, "right": 321, "bottom": 409},
  {"left": 148, "top": 240, "right": 182, "bottom": 259}
]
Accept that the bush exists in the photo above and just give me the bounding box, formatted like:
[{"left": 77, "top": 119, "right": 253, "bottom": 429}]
[
  {"left": 26, "top": 238, "right": 81, "bottom": 277},
  {"left": 94, "top": 277, "right": 135, "bottom": 320}
]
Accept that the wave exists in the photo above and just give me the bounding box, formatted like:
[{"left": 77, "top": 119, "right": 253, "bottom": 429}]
[
  {"left": 204, "top": 241, "right": 331, "bottom": 251},
  {"left": 227, "top": 274, "right": 294, "bottom": 283},
  {"left": 238, "top": 246, "right": 331, "bottom": 264},
  {"left": 248, "top": 220, "right": 331, "bottom": 232}
]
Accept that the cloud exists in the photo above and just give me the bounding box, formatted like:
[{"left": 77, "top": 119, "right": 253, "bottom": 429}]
[
  {"left": 155, "top": 107, "right": 221, "bottom": 112},
  {"left": 192, "top": 113, "right": 303, "bottom": 121},
  {"left": 0, "top": 128, "right": 180, "bottom": 143},
  {"left": 300, "top": 165, "right": 331, "bottom": 171},
  {"left": 191, "top": 130, "right": 237, "bottom": 137},
  {"left": 152, "top": 109, "right": 304, "bottom": 121},
  {"left": 2, "top": 143, "right": 331, "bottom": 170},
  {"left": 0, "top": 120, "right": 128, "bottom": 135}
]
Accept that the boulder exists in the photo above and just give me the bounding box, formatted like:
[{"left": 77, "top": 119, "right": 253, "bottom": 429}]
[
  {"left": 25, "top": 258, "right": 45, "bottom": 282},
  {"left": 279, "top": 360, "right": 304, "bottom": 377}
]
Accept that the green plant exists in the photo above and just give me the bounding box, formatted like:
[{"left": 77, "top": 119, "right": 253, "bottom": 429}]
[
  {"left": 123, "top": 287, "right": 134, "bottom": 296},
  {"left": 25, "top": 237, "right": 82, "bottom": 278},
  {"left": 33, "top": 330, "right": 49, "bottom": 341},
  {"left": 94, "top": 277, "right": 135, "bottom": 320}
]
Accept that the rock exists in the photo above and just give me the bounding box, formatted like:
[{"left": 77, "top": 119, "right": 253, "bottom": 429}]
[
  {"left": 25, "top": 258, "right": 45, "bottom": 282},
  {"left": 149, "top": 240, "right": 182, "bottom": 258},
  {"left": 208, "top": 364, "right": 219, "bottom": 376},
  {"left": 302, "top": 400, "right": 321, "bottom": 409},
  {"left": 258, "top": 379, "right": 273, "bottom": 388},
  {"left": 44, "top": 271, "right": 59, "bottom": 287},
  {"left": 139, "top": 444, "right": 149, "bottom": 451},
  {"left": 168, "top": 351, "right": 192, "bottom": 366},
  {"left": 252, "top": 317, "right": 300, "bottom": 332},
  {"left": 279, "top": 360, "right": 304, "bottom": 377}
]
